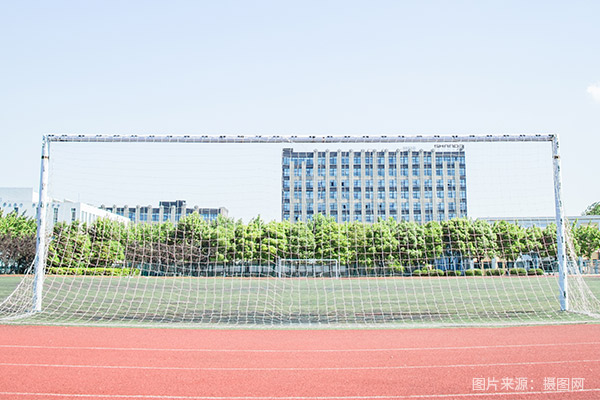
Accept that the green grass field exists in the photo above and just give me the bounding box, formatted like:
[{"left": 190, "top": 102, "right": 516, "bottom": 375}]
[{"left": 1, "top": 274, "right": 600, "bottom": 327}]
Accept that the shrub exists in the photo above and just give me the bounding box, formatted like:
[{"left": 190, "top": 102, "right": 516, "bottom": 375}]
[
  {"left": 445, "top": 270, "right": 460, "bottom": 276},
  {"left": 485, "top": 269, "right": 503, "bottom": 276},
  {"left": 428, "top": 268, "right": 444, "bottom": 276},
  {"left": 411, "top": 269, "right": 422, "bottom": 276},
  {"left": 527, "top": 268, "right": 545, "bottom": 276},
  {"left": 465, "top": 268, "right": 483, "bottom": 276},
  {"left": 509, "top": 267, "right": 527, "bottom": 276}
]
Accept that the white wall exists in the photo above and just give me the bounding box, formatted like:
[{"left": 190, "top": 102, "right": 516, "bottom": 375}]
[{"left": 0, "top": 187, "right": 129, "bottom": 225}]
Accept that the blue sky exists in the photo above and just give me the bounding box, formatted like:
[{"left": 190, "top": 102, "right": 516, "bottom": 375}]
[{"left": 1, "top": 0, "right": 599, "bottom": 218}]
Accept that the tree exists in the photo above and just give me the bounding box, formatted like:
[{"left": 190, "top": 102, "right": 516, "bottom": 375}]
[
  {"left": 258, "top": 220, "right": 288, "bottom": 264},
  {"left": 90, "top": 240, "right": 125, "bottom": 268},
  {"left": 469, "top": 220, "right": 497, "bottom": 265},
  {"left": 346, "top": 220, "right": 370, "bottom": 273},
  {"left": 311, "top": 214, "right": 352, "bottom": 265},
  {"left": 0, "top": 234, "right": 36, "bottom": 273},
  {"left": 572, "top": 224, "right": 600, "bottom": 259},
  {"left": 0, "top": 211, "right": 37, "bottom": 272},
  {"left": 492, "top": 220, "right": 526, "bottom": 262},
  {"left": 583, "top": 202, "right": 600, "bottom": 216},
  {"left": 47, "top": 222, "right": 92, "bottom": 268},
  {"left": 423, "top": 221, "right": 443, "bottom": 264},
  {"left": 369, "top": 218, "right": 402, "bottom": 273},
  {"left": 394, "top": 221, "right": 426, "bottom": 267},
  {"left": 441, "top": 218, "right": 472, "bottom": 259}
]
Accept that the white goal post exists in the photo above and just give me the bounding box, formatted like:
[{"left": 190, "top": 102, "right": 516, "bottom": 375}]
[{"left": 1, "top": 133, "right": 598, "bottom": 327}]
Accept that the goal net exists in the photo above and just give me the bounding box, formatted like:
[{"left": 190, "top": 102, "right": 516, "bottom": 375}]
[{"left": 1, "top": 134, "right": 599, "bottom": 327}]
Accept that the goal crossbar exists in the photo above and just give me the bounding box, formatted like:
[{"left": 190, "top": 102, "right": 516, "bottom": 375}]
[{"left": 46, "top": 134, "right": 555, "bottom": 144}]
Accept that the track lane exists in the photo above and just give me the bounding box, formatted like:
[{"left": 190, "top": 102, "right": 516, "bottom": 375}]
[{"left": 0, "top": 325, "right": 598, "bottom": 399}]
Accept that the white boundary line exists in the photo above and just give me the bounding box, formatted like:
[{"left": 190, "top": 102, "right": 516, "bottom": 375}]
[
  {"left": 0, "top": 389, "right": 599, "bottom": 399},
  {"left": 0, "top": 359, "right": 599, "bottom": 371},
  {"left": 1, "top": 341, "right": 599, "bottom": 353}
]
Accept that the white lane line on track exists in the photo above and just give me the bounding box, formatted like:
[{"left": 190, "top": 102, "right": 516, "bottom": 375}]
[
  {"left": 0, "top": 358, "right": 598, "bottom": 371},
  {"left": 0, "top": 389, "right": 599, "bottom": 399},
  {"left": 0, "top": 341, "right": 599, "bottom": 353}
]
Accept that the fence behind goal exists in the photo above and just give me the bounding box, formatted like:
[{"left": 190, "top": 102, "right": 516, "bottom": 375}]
[{"left": 1, "top": 134, "right": 599, "bottom": 327}]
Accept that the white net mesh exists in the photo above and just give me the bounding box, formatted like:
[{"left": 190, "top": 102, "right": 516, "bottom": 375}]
[{"left": 1, "top": 134, "right": 599, "bottom": 327}]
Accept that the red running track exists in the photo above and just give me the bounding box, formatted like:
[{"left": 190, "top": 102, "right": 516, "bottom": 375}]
[{"left": 0, "top": 324, "right": 599, "bottom": 399}]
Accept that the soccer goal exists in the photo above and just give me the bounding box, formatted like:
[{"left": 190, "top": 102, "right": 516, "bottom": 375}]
[
  {"left": 1, "top": 134, "right": 599, "bottom": 327},
  {"left": 276, "top": 259, "right": 341, "bottom": 278}
]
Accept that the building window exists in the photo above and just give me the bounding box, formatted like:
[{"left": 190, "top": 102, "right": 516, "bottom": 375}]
[{"left": 71, "top": 208, "right": 77, "bottom": 222}]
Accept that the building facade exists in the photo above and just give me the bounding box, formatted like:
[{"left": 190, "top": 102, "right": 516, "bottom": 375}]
[
  {"left": 0, "top": 187, "right": 129, "bottom": 225},
  {"left": 281, "top": 147, "right": 467, "bottom": 223},
  {"left": 100, "top": 201, "right": 228, "bottom": 224}
]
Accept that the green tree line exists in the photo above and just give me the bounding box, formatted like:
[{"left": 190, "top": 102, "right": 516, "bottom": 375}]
[{"left": 1, "top": 211, "right": 599, "bottom": 273}]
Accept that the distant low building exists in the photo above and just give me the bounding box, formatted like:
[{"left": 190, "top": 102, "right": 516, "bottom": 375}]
[
  {"left": 478, "top": 216, "right": 600, "bottom": 229},
  {"left": 0, "top": 187, "right": 129, "bottom": 225},
  {"left": 100, "top": 200, "right": 228, "bottom": 224}
]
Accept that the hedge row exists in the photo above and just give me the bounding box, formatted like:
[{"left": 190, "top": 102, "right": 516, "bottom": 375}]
[
  {"left": 411, "top": 268, "right": 545, "bottom": 277},
  {"left": 44, "top": 266, "right": 545, "bottom": 277},
  {"left": 46, "top": 267, "right": 141, "bottom": 276}
]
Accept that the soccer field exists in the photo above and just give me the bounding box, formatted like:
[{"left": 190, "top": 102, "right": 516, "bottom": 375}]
[{"left": 2, "top": 274, "right": 600, "bottom": 327}]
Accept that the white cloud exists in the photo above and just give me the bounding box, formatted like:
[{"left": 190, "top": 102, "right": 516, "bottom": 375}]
[{"left": 588, "top": 83, "right": 600, "bottom": 103}]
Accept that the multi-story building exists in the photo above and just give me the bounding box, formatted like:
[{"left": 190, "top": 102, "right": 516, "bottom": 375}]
[
  {"left": 281, "top": 146, "right": 467, "bottom": 223},
  {"left": 0, "top": 187, "right": 129, "bottom": 226},
  {"left": 100, "top": 200, "right": 228, "bottom": 224}
]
